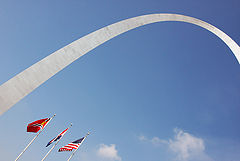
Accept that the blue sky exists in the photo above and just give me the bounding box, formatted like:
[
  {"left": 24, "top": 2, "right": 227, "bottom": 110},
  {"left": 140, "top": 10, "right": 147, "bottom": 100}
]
[{"left": 0, "top": 0, "right": 239, "bottom": 161}]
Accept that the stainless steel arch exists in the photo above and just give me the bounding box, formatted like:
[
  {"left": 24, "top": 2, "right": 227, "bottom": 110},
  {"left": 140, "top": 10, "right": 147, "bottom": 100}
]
[{"left": 0, "top": 14, "right": 239, "bottom": 115}]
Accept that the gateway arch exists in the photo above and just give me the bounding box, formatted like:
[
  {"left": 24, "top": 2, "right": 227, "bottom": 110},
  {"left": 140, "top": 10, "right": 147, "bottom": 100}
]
[{"left": 0, "top": 13, "right": 239, "bottom": 115}]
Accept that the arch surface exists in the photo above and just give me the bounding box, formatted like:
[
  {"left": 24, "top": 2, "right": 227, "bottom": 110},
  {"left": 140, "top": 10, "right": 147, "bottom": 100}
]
[{"left": 0, "top": 14, "right": 239, "bottom": 115}]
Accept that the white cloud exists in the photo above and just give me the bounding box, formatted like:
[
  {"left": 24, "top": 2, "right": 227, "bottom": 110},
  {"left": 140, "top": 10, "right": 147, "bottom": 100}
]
[
  {"left": 97, "top": 144, "right": 122, "bottom": 161},
  {"left": 169, "top": 129, "right": 212, "bottom": 161},
  {"left": 138, "top": 135, "right": 167, "bottom": 146},
  {"left": 139, "top": 129, "right": 213, "bottom": 161},
  {"left": 138, "top": 135, "right": 147, "bottom": 141},
  {"left": 151, "top": 136, "right": 168, "bottom": 146}
]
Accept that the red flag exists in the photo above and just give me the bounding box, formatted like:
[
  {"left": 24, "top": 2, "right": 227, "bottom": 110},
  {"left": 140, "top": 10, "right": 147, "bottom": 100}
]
[{"left": 27, "top": 118, "right": 50, "bottom": 133}]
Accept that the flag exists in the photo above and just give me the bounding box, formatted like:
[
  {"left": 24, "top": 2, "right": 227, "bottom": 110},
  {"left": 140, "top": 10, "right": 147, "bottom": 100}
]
[
  {"left": 27, "top": 118, "right": 50, "bottom": 133},
  {"left": 58, "top": 137, "right": 84, "bottom": 152},
  {"left": 46, "top": 128, "right": 69, "bottom": 147}
]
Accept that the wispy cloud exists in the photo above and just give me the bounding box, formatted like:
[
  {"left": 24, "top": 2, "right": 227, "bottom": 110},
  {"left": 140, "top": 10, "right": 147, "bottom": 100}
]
[
  {"left": 138, "top": 135, "right": 168, "bottom": 146},
  {"left": 138, "top": 135, "right": 147, "bottom": 141},
  {"left": 139, "top": 128, "right": 213, "bottom": 161},
  {"left": 97, "top": 144, "right": 122, "bottom": 161}
]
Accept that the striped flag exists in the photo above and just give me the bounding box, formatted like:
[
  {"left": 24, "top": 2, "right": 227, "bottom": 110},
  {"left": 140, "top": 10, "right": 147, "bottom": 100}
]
[
  {"left": 58, "top": 137, "right": 84, "bottom": 152},
  {"left": 46, "top": 128, "right": 69, "bottom": 147}
]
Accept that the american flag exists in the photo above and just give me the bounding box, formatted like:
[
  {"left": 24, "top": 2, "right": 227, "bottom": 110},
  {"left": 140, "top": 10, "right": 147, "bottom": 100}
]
[
  {"left": 58, "top": 137, "right": 84, "bottom": 152},
  {"left": 46, "top": 128, "right": 69, "bottom": 147}
]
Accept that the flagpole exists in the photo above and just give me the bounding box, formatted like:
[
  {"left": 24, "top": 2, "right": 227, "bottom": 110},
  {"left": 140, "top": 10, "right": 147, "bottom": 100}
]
[
  {"left": 15, "top": 114, "right": 56, "bottom": 161},
  {"left": 41, "top": 123, "right": 72, "bottom": 161},
  {"left": 67, "top": 132, "right": 90, "bottom": 161}
]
